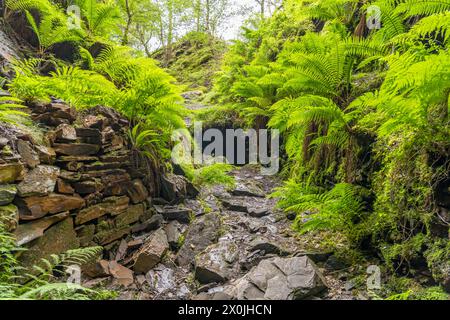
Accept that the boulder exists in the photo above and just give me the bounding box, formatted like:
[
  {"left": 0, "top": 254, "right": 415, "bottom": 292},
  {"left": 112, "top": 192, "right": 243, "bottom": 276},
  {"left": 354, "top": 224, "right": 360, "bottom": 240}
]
[
  {"left": 146, "top": 265, "right": 177, "bottom": 294},
  {"left": 160, "top": 173, "right": 199, "bottom": 203},
  {"left": 0, "top": 204, "right": 19, "bottom": 232},
  {"left": 249, "top": 237, "right": 289, "bottom": 256},
  {"left": 75, "top": 196, "right": 129, "bottom": 225},
  {"left": 230, "top": 256, "right": 327, "bottom": 300},
  {"left": 17, "top": 140, "right": 40, "bottom": 168},
  {"left": 53, "top": 143, "right": 100, "bottom": 156},
  {"left": 14, "top": 212, "right": 70, "bottom": 246},
  {"left": 16, "top": 165, "right": 60, "bottom": 197},
  {"left": 0, "top": 163, "right": 24, "bottom": 183},
  {"left": 176, "top": 213, "right": 222, "bottom": 266},
  {"left": 195, "top": 240, "right": 239, "bottom": 284},
  {"left": 0, "top": 184, "right": 17, "bottom": 205},
  {"left": 16, "top": 193, "right": 85, "bottom": 221},
  {"left": 18, "top": 218, "right": 80, "bottom": 268},
  {"left": 133, "top": 229, "right": 169, "bottom": 274}
]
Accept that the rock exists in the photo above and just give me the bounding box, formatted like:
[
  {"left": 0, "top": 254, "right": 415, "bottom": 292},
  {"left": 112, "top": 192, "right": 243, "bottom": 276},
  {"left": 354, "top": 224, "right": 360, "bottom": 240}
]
[
  {"left": 18, "top": 218, "right": 80, "bottom": 268},
  {"left": 164, "top": 221, "right": 183, "bottom": 250},
  {"left": 324, "top": 255, "right": 349, "bottom": 271},
  {"left": 146, "top": 265, "right": 176, "bottom": 294},
  {"left": 14, "top": 212, "right": 70, "bottom": 246},
  {"left": 176, "top": 213, "right": 222, "bottom": 266},
  {"left": 126, "top": 179, "right": 149, "bottom": 204},
  {"left": 154, "top": 205, "right": 192, "bottom": 224},
  {"left": 132, "top": 214, "right": 164, "bottom": 233},
  {"left": 115, "top": 204, "right": 145, "bottom": 227},
  {"left": 0, "top": 163, "right": 24, "bottom": 183},
  {"left": 0, "top": 204, "right": 19, "bottom": 231},
  {"left": 0, "top": 184, "right": 17, "bottom": 205},
  {"left": 76, "top": 128, "right": 102, "bottom": 144},
  {"left": 84, "top": 259, "right": 110, "bottom": 278},
  {"left": 16, "top": 165, "right": 60, "bottom": 197},
  {"left": 248, "top": 208, "right": 270, "bottom": 218},
  {"left": 56, "top": 178, "right": 75, "bottom": 194},
  {"left": 160, "top": 173, "right": 199, "bottom": 203},
  {"left": 94, "top": 227, "right": 131, "bottom": 246},
  {"left": 16, "top": 193, "right": 85, "bottom": 221},
  {"left": 115, "top": 239, "right": 128, "bottom": 261},
  {"left": 55, "top": 124, "right": 77, "bottom": 142},
  {"left": 73, "top": 180, "right": 104, "bottom": 194},
  {"left": 230, "top": 256, "right": 327, "bottom": 300},
  {"left": 75, "top": 196, "right": 129, "bottom": 225},
  {"left": 17, "top": 140, "right": 40, "bottom": 168},
  {"left": 83, "top": 115, "right": 105, "bottom": 129},
  {"left": 195, "top": 240, "right": 239, "bottom": 284},
  {"left": 231, "top": 183, "right": 264, "bottom": 198},
  {"left": 53, "top": 143, "right": 100, "bottom": 156},
  {"left": 77, "top": 224, "right": 96, "bottom": 247},
  {"left": 35, "top": 145, "right": 56, "bottom": 165},
  {"left": 108, "top": 261, "right": 134, "bottom": 287},
  {"left": 194, "top": 292, "right": 232, "bottom": 300},
  {"left": 0, "top": 137, "right": 8, "bottom": 149},
  {"left": 249, "top": 237, "right": 289, "bottom": 256},
  {"left": 294, "top": 251, "right": 333, "bottom": 263},
  {"left": 221, "top": 198, "right": 248, "bottom": 213},
  {"left": 133, "top": 229, "right": 169, "bottom": 274}
]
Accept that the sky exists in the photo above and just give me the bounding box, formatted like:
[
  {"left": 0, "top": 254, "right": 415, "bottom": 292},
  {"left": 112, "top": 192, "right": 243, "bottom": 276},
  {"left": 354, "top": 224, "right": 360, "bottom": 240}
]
[{"left": 221, "top": 0, "right": 259, "bottom": 40}]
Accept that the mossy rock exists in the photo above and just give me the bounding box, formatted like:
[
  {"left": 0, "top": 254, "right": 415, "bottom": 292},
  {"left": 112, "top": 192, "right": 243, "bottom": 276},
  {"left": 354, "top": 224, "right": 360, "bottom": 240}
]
[
  {"left": 0, "top": 203, "right": 19, "bottom": 231},
  {"left": 0, "top": 184, "right": 17, "bottom": 205},
  {"left": 18, "top": 218, "right": 80, "bottom": 269}
]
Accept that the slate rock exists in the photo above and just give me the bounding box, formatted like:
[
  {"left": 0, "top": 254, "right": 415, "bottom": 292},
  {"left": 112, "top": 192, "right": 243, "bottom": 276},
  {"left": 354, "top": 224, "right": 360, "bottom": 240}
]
[
  {"left": 0, "top": 184, "right": 17, "bottom": 205},
  {"left": 133, "top": 229, "right": 169, "bottom": 274},
  {"left": 17, "top": 165, "right": 60, "bottom": 197}
]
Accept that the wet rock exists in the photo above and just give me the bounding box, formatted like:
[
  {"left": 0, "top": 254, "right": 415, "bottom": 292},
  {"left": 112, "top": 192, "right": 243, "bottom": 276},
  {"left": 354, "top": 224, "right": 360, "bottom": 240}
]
[
  {"left": 17, "top": 140, "right": 40, "bottom": 168},
  {"left": 165, "top": 221, "right": 183, "bottom": 250},
  {"left": 195, "top": 240, "right": 239, "bottom": 284},
  {"left": 176, "top": 213, "right": 222, "bottom": 266},
  {"left": 133, "top": 229, "right": 169, "bottom": 274},
  {"left": 109, "top": 261, "right": 134, "bottom": 287},
  {"left": 126, "top": 179, "right": 149, "bottom": 204},
  {"left": 0, "top": 184, "right": 17, "bottom": 205},
  {"left": 55, "top": 124, "right": 77, "bottom": 142},
  {"left": 18, "top": 218, "right": 80, "bottom": 268},
  {"left": 0, "top": 163, "right": 25, "bottom": 183},
  {"left": 53, "top": 143, "right": 100, "bottom": 156},
  {"left": 16, "top": 193, "right": 85, "bottom": 221},
  {"left": 230, "top": 256, "right": 327, "bottom": 300},
  {"left": 17, "top": 165, "right": 60, "bottom": 197},
  {"left": 0, "top": 204, "right": 19, "bottom": 231},
  {"left": 75, "top": 196, "right": 129, "bottom": 225},
  {"left": 14, "top": 212, "right": 69, "bottom": 246}
]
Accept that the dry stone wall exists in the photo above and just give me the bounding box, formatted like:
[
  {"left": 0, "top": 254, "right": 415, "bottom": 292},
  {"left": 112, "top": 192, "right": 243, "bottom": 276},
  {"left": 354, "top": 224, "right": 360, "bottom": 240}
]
[{"left": 0, "top": 95, "right": 189, "bottom": 267}]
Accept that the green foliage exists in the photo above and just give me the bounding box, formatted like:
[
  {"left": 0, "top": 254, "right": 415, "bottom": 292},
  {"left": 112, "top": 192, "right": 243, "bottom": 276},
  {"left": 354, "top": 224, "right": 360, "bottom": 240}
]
[
  {"left": 214, "top": 0, "right": 450, "bottom": 288},
  {"left": 0, "top": 96, "right": 29, "bottom": 124},
  {"left": 192, "top": 163, "right": 236, "bottom": 188},
  {"left": 0, "top": 221, "right": 111, "bottom": 300}
]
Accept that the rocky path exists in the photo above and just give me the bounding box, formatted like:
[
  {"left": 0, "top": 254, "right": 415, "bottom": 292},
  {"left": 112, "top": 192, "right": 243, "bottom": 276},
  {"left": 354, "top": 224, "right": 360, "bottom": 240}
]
[{"left": 87, "top": 165, "right": 358, "bottom": 300}]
